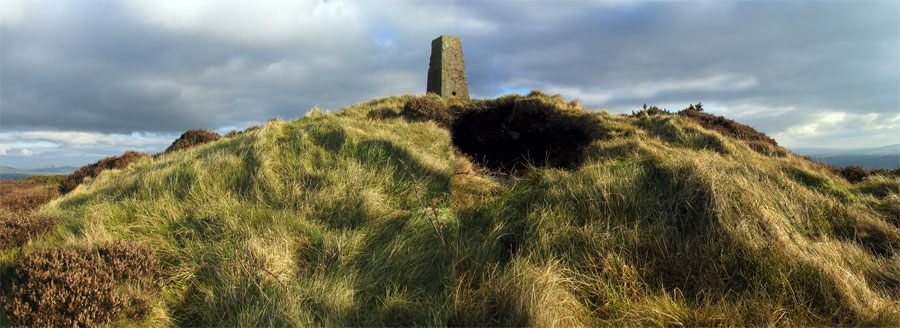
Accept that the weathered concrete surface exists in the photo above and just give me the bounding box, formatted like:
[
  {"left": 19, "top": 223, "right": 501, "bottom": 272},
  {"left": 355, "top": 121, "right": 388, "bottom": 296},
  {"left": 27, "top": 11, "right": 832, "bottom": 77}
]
[{"left": 427, "top": 35, "right": 469, "bottom": 100}]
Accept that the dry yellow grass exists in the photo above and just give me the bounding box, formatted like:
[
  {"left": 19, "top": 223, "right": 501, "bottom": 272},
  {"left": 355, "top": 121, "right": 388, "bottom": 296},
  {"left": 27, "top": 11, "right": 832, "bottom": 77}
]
[{"left": 1, "top": 93, "right": 897, "bottom": 326}]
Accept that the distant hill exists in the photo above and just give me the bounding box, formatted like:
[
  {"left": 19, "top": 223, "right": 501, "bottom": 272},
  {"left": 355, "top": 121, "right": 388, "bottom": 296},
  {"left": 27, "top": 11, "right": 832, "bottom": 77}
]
[
  {"left": 0, "top": 166, "right": 33, "bottom": 174},
  {"left": 0, "top": 173, "right": 34, "bottom": 180},
  {"left": 0, "top": 165, "right": 77, "bottom": 180},
  {"left": 791, "top": 143, "right": 899, "bottom": 170},
  {"left": 27, "top": 165, "right": 79, "bottom": 174}
]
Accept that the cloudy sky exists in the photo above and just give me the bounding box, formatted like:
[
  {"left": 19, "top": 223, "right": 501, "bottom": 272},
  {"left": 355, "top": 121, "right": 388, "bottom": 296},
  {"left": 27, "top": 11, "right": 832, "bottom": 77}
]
[{"left": 1, "top": 0, "right": 898, "bottom": 168}]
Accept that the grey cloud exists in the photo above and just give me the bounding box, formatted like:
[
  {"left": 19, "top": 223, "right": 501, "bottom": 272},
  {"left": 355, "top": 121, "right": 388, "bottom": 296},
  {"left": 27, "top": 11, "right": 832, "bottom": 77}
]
[
  {"left": 0, "top": 0, "right": 898, "bottom": 166},
  {"left": 462, "top": 2, "right": 897, "bottom": 109}
]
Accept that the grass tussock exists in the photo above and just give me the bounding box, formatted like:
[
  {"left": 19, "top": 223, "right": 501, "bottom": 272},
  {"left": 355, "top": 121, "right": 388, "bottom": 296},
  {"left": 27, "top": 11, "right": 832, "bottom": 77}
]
[
  {"left": 165, "top": 129, "right": 222, "bottom": 153},
  {"left": 7, "top": 92, "right": 898, "bottom": 326},
  {"left": 58, "top": 151, "right": 149, "bottom": 194}
]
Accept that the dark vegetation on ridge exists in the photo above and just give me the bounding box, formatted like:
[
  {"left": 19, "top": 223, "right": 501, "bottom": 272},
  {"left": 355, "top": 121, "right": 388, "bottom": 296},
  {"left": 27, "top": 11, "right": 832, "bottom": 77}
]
[
  {"left": 840, "top": 165, "right": 873, "bottom": 183},
  {"left": 835, "top": 165, "right": 900, "bottom": 183},
  {"left": 165, "top": 129, "right": 221, "bottom": 153},
  {"left": 56, "top": 129, "right": 221, "bottom": 195},
  {"left": 632, "top": 102, "right": 780, "bottom": 148},
  {"left": 58, "top": 151, "right": 150, "bottom": 194},
  {"left": 2, "top": 91, "right": 899, "bottom": 326},
  {"left": 676, "top": 103, "right": 779, "bottom": 147}
]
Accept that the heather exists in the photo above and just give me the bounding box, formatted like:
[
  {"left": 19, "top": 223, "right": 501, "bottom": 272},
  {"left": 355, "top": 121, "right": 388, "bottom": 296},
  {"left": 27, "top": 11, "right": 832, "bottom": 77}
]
[
  {"left": 58, "top": 151, "right": 150, "bottom": 194},
  {"left": 1, "top": 93, "right": 897, "bottom": 326}
]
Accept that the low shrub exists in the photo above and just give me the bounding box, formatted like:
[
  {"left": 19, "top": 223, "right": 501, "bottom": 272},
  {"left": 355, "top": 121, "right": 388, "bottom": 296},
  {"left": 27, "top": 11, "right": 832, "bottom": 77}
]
[
  {"left": 59, "top": 151, "right": 149, "bottom": 194},
  {"left": 830, "top": 166, "right": 900, "bottom": 184},
  {"left": 368, "top": 108, "right": 400, "bottom": 120},
  {"left": 4, "top": 248, "right": 124, "bottom": 326},
  {"left": 0, "top": 214, "right": 57, "bottom": 250},
  {"left": 631, "top": 104, "right": 671, "bottom": 117},
  {"left": 165, "top": 129, "right": 221, "bottom": 153},
  {"left": 677, "top": 105, "right": 778, "bottom": 147},
  {"left": 838, "top": 166, "right": 870, "bottom": 183},
  {"left": 96, "top": 241, "right": 161, "bottom": 283},
  {"left": 401, "top": 96, "right": 452, "bottom": 128},
  {"left": 3, "top": 242, "right": 161, "bottom": 326}
]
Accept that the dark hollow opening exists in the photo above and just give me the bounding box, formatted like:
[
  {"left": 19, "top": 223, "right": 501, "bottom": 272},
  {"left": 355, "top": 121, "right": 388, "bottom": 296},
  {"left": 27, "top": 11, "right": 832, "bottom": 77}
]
[
  {"left": 452, "top": 91, "right": 457, "bottom": 96},
  {"left": 451, "top": 100, "right": 593, "bottom": 173}
]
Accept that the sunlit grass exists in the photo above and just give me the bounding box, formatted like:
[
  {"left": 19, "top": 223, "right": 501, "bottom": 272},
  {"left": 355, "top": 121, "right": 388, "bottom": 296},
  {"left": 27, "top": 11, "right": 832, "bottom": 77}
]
[{"left": 3, "top": 92, "right": 897, "bottom": 326}]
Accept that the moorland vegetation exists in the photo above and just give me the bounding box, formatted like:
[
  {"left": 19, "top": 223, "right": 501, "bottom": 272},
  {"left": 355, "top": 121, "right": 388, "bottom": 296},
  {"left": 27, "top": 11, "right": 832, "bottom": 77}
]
[{"left": 1, "top": 91, "right": 898, "bottom": 326}]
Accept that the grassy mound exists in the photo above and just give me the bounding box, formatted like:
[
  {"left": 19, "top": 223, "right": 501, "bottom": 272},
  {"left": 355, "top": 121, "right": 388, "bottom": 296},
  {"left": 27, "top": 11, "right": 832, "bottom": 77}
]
[{"left": 3, "top": 93, "right": 898, "bottom": 326}]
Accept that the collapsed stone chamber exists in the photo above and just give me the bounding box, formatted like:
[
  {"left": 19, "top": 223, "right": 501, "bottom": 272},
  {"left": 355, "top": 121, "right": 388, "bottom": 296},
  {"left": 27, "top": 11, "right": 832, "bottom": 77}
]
[{"left": 451, "top": 99, "right": 594, "bottom": 173}]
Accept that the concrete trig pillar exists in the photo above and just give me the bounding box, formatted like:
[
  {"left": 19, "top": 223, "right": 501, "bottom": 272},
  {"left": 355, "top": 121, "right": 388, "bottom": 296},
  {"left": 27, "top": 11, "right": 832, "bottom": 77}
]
[{"left": 427, "top": 35, "right": 469, "bottom": 100}]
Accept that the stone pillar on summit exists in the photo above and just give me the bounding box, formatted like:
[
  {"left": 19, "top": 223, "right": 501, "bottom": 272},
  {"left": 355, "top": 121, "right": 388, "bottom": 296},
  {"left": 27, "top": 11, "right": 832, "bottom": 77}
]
[{"left": 427, "top": 35, "right": 469, "bottom": 100}]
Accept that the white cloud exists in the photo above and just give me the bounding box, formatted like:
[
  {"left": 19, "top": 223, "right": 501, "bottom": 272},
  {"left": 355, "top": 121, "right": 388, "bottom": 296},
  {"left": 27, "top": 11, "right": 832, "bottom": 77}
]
[
  {"left": 0, "top": 0, "right": 24, "bottom": 26},
  {"left": 2, "top": 0, "right": 898, "bottom": 167},
  {"left": 781, "top": 111, "right": 895, "bottom": 138},
  {"left": 711, "top": 103, "right": 798, "bottom": 119},
  {"left": 539, "top": 85, "right": 614, "bottom": 107},
  {"left": 2, "top": 131, "right": 170, "bottom": 148},
  {"left": 773, "top": 111, "right": 900, "bottom": 148},
  {"left": 0, "top": 131, "right": 178, "bottom": 167}
]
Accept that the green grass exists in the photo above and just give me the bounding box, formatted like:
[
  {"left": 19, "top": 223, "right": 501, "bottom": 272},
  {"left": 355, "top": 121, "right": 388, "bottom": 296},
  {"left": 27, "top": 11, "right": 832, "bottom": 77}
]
[{"left": 4, "top": 93, "right": 899, "bottom": 326}]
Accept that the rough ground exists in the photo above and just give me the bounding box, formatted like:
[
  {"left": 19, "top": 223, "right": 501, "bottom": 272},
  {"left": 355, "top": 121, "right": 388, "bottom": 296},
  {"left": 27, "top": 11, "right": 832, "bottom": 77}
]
[{"left": 2, "top": 92, "right": 898, "bottom": 326}]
